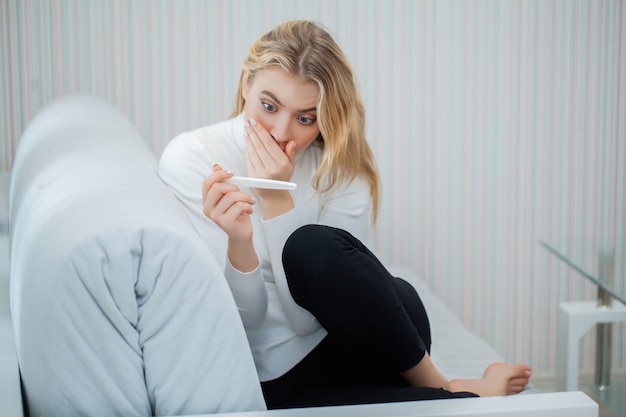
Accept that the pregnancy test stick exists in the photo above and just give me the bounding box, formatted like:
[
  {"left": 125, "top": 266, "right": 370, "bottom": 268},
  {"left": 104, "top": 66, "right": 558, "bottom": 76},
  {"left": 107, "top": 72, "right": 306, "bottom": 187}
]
[{"left": 224, "top": 176, "right": 297, "bottom": 190}]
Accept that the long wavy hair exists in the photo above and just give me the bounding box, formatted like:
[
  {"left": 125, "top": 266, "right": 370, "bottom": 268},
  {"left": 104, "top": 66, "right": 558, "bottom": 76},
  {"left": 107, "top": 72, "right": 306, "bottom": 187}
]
[{"left": 230, "top": 20, "right": 380, "bottom": 222}]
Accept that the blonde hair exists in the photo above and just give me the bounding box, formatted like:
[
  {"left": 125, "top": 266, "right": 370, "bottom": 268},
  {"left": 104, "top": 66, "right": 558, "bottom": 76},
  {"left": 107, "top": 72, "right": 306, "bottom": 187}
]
[{"left": 231, "top": 20, "right": 380, "bottom": 222}]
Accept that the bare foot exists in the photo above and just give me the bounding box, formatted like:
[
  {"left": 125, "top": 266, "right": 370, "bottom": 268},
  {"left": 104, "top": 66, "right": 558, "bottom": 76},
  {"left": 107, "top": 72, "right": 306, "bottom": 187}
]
[{"left": 448, "top": 362, "right": 532, "bottom": 397}]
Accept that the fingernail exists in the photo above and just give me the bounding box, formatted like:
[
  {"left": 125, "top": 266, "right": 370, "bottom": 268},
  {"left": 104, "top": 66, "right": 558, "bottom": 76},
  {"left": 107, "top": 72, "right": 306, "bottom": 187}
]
[
  {"left": 243, "top": 121, "right": 250, "bottom": 128},
  {"left": 226, "top": 169, "right": 235, "bottom": 175},
  {"left": 249, "top": 118, "right": 257, "bottom": 126}
]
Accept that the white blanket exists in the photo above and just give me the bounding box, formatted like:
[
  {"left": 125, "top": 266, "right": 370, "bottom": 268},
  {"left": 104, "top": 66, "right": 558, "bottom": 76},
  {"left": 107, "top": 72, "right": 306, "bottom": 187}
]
[{"left": 9, "top": 96, "right": 266, "bottom": 417}]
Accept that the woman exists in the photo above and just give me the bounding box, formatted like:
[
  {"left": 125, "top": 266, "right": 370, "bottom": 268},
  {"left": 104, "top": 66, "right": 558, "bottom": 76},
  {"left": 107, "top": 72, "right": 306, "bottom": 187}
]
[{"left": 158, "top": 20, "right": 531, "bottom": 409}]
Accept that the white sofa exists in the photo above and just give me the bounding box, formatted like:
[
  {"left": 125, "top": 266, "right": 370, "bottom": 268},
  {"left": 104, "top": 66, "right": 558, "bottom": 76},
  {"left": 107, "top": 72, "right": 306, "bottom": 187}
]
[{"left": 3, "top": 96, "right": 597, "bottom": 416}]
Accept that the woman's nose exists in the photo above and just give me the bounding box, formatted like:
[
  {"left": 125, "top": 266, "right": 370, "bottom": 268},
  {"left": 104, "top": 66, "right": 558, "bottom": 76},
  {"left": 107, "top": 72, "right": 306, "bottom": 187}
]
[{"left": 270, "top": 117, "right": 292, "bottom": 143}]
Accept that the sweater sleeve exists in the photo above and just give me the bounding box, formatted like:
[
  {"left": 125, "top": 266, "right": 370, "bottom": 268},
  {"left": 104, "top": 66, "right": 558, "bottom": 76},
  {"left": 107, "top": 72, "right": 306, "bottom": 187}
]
[
  {"left": 158, "top": 132, "right": 269, "bottom": 328},
  {"left": 262, "top": 208, "right": 319, "bottom": 335},
  {"left": 223, "top": 260, "right": 268, "bottom": 328}
]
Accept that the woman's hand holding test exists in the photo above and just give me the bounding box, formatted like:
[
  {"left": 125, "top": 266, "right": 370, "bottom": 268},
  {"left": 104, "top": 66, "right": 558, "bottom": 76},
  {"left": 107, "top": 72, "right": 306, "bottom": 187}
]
[{"left": 202, "top": 164, "right": 259, "bottom": 272}]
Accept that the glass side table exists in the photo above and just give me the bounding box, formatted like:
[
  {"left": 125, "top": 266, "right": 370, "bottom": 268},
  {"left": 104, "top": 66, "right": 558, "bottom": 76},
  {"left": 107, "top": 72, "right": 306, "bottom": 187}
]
[{"left": 541, "top": 241, "right": 626, "bottom": 417}]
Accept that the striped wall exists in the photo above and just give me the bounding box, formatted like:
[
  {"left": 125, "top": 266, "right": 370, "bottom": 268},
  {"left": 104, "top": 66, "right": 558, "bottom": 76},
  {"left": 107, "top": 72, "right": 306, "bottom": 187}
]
[{"left": 2, "top": 0, "right": 625, "bottom": 376}]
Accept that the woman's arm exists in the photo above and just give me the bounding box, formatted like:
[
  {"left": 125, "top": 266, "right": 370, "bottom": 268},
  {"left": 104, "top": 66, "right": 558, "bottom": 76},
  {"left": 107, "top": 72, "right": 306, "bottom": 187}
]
[{"left": 158, "top": 134, "right": 269, "bottom": 328}]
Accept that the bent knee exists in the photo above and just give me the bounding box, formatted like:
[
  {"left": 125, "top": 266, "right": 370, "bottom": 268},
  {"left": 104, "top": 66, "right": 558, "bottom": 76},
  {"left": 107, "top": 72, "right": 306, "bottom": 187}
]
[
  {"left": 283, "top": 224, "right": 346, "bottom": 261},
  {"left": 283, "top": 224, "right": 351, "bottom": 275}
]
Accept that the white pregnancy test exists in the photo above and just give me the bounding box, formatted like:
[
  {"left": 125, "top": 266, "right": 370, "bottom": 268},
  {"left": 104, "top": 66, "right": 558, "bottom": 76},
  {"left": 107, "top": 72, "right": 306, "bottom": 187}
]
[{"left": 225, "top": 176, "right": 297, "bottom": 190}]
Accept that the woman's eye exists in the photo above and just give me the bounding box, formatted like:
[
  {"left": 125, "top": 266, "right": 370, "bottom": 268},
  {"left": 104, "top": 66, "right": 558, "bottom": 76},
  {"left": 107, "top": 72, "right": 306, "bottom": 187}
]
[
  {"left": 299, "top": 116, "right": 316, "bottom": 125},
  {"left": 262, "top": 101, "right": 276, "bottom": 112}
]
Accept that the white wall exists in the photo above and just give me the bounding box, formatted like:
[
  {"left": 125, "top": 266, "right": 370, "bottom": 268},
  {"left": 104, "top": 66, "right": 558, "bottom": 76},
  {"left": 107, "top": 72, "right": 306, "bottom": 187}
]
[{"left": 2, "top": 0, "right": 625, "bottom": 375}]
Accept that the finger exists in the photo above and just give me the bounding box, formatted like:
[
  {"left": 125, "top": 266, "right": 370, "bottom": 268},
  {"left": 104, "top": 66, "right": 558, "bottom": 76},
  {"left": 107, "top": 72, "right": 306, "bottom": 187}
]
[
  {"left": 202, "top": 173, "right": 236, "bottom": 206},
  {"left": 213, "top": 189, "right": 255, "bottom": 214},
  {"left": 285, "top": 139, "right": 297, "bottom": 164},
  {"left": 202, "top": 182, "right": 234, "bottom": 218},
  {"left": 202, "top": 166, "right": 235, "bottom": 201},
  {"left": 203, "top": 188, "right": 255, "bottom": 222},
  {"left": 245, "top": 127, "right": 293, "bottom": 180},
  {"left": 247, "top": 120, "right": 285, "bottom": 163},
  {"left": 225, "top": 200, "right": 255, "bottom": 219},
  {"left": 245, "top": 133, "right": 264, "bottom": 174},
  {"left": 214, "top": 199, "right": 255, "bottom": 228}
]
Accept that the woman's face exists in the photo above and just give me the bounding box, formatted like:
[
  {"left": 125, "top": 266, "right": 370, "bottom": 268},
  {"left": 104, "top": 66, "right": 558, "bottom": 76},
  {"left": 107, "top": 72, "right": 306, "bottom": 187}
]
[{"left": 242, "top": 68, "right": 320, "bottom": 155}]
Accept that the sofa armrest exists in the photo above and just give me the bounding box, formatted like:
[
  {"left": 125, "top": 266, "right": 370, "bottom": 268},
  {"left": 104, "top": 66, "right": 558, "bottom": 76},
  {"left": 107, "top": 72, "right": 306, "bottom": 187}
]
[
  {"left": 207, "top": 391, "right": 597, "bottom": 417},
  {"left": 9, "top": 95, "right": 265, "bottom": 416}
]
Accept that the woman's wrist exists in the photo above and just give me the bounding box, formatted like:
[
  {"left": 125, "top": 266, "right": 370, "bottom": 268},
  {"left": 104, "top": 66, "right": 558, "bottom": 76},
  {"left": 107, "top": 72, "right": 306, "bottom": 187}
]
[
  {"left": 257, "top": 190, "right": 295, "bottom": 220},
  {"left": 227, "top": 237, "right": 259, "bottom": 273}
]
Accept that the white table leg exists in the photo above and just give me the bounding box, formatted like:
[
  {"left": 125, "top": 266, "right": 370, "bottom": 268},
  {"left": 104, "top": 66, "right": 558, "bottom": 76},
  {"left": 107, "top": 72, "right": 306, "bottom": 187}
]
[{"left": 556, "top": 301, "right": 626, "bottom": 391}]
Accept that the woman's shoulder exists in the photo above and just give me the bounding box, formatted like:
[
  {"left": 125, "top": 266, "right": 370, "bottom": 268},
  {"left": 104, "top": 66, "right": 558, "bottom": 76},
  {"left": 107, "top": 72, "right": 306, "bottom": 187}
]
[
  {"left": 173, "top": 115, "right": 243, "bottom": 148},
  {"left": 193, "top": 115, "right": 243, "bottom": 140},
  {"left": 162, "top": 116, "right": 244, "bottom": 161},
  {"left": 158, "top": 116, "right": 243, "bottom": 188}
]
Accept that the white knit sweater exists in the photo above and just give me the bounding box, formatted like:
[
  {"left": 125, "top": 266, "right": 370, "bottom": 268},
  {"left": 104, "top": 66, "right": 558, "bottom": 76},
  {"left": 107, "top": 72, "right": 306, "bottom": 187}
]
[{"left": 158, "top": 114, "right": 371, "bottom": 381}]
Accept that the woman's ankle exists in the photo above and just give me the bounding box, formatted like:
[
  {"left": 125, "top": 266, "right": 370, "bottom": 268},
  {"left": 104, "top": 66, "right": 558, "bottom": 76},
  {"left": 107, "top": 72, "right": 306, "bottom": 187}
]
[{"left": 400, "top": 353, "right": 449, "bottom": 390}]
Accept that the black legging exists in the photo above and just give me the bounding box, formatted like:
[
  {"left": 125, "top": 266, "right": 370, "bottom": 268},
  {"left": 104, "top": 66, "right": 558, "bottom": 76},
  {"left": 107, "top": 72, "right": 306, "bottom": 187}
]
[{"left": 261, "top": 224, "right": 477, "bottom": 409}]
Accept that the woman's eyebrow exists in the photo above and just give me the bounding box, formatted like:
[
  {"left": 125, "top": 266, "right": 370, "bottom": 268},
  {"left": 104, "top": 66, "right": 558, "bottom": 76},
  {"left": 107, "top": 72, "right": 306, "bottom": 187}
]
[{"left": 260, "top": 90, "right": 317, "bottom": 113}]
